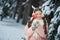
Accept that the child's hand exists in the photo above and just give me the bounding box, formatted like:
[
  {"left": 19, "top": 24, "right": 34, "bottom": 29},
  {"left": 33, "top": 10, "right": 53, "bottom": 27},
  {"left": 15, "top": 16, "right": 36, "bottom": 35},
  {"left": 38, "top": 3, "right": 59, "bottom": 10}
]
[{"left": 33, "top": 32, "right": 39, "bottom": 38}]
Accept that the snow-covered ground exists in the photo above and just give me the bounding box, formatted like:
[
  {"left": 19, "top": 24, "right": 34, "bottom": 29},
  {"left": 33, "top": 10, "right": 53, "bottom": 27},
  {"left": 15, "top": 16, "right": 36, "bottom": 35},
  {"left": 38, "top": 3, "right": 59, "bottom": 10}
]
[
  {"left": 0, "top": 6, "right": 25, "bottom": 40},
  {"left": 0, "top": 18, "right": 25, "bottom": 40}
]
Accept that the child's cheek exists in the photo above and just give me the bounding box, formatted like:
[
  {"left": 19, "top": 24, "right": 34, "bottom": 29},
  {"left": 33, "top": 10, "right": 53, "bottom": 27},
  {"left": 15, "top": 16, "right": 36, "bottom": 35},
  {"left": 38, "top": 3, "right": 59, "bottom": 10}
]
[
  {"left": 36, "top": 15, "right": 40, "bottom": 18},
  {"left": 32, "top": 14, "right": 38, "bottom": 19}
]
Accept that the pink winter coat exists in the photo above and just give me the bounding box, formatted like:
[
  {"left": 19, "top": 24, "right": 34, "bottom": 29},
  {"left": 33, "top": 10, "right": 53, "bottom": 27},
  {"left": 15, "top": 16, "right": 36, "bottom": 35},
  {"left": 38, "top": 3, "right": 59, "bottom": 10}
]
[{"left": 24, "top": 19, "right": 48, "bottom": 40}]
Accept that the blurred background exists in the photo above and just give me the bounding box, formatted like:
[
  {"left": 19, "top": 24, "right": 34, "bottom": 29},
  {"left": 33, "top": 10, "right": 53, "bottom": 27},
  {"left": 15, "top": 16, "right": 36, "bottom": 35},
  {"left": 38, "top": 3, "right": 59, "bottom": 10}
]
[{"left": 0, "top": 0, "right": 60, "bottom": 40}]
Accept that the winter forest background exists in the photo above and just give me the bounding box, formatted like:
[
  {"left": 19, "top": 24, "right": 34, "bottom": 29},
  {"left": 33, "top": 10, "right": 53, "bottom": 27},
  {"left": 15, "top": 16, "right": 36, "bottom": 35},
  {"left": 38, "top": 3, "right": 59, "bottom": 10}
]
[{"left": 0, "top": 0, "right": 60, "bottom": 40}]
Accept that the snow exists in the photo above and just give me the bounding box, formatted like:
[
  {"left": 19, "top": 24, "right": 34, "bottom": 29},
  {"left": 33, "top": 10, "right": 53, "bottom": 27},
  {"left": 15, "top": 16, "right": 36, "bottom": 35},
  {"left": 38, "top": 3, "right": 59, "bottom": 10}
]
[
  {"left": 58, "top": 13, "right": 60, "bottom": 20},
  {"left": 42, "top": 5, "right": 54, "bottom": 15},
  {"left": 53, "top": 17, "right": 58, "bottom": 24},
  {"left": 11, "top": 1, "right": 17, "bottom": 8},
  {"left": 48, "top": 5, "right": 60, "bottom": 40},
  {"left": 0, "top": 6, "right": 26, "bottom": 40},
  {"left": 54, "top": 6, "right": 60, "bottom": 15},
  {"left": 5, "top": 3, "right": 10, "bottom": 7},
  {"left": 55, "top": 25, "right": 60, "bottom": 40},
  {"left": 48, "top": 24, "right": 55, "bottom": 34},
  {"left": 48, "top": 26, "right": 54, "bottom": 34},
  {"left": 41, "top": 0, "right": 60, "bottom": 40},
  {"left": 50, "top": 6, "right": 60, "bottom": 24},
  {"left": 41, "top": 0, "right": 54, "bottom": 15},
  {"left": 57, "top": 25, "right": 60, "bottom": 34},
  {"left": 49, "top": 24, "right": 54, "bottom": 29},
  {"left": 50, "top": 15, "right": 56, "bottom": 23},
  {"left": 42, "top": 0, "right": 51, "bottom": 7},
  {"left": 0, "top": 18, "right": 26, "bottom": 40}
]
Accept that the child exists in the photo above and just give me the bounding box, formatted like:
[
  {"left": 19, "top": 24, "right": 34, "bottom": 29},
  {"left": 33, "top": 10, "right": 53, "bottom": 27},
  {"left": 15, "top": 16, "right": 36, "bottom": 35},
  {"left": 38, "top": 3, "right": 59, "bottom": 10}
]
[{"left": 24, "top": 8, "right": 48, "bottom": 40}]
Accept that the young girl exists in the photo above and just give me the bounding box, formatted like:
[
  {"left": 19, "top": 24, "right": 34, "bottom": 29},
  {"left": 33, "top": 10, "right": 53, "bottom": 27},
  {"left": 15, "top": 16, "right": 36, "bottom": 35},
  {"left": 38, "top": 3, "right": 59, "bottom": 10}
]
[{"left": 24, "top": 8, "right": 48, "bottom": 40}]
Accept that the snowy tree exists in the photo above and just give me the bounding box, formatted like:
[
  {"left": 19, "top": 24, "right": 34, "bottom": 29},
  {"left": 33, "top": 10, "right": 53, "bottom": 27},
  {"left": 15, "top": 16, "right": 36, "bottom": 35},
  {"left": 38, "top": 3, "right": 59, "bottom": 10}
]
[
  {"left": 41, "top": 0, "right": 60, "bottom": 40},
  {"left": 48, "top": 6, "right": 60, "bottom": 40},
  {"left": 41, "top": 0, "right": 54, "bottom": 26}
]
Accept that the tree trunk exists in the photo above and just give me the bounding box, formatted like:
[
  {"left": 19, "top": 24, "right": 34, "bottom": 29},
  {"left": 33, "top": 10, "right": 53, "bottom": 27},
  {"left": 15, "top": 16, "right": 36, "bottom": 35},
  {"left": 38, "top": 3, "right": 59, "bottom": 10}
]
[
  {"left": 16, "top": 0, "right": 23, "bottom": 23},
  {"left": 22, "top": 0, "right": 32, "bottom": 25}
]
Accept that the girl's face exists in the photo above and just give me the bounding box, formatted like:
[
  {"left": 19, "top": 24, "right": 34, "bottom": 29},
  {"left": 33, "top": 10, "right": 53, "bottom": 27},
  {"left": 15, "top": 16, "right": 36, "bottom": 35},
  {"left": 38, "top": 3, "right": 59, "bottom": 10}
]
[{"left": 35, "top": 10, "right": 43, "bottom": 18}]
